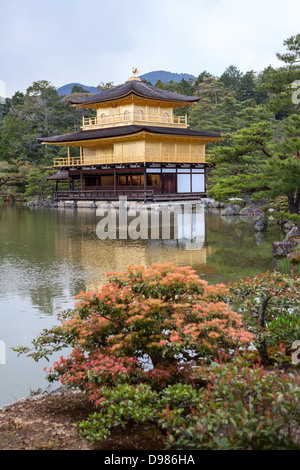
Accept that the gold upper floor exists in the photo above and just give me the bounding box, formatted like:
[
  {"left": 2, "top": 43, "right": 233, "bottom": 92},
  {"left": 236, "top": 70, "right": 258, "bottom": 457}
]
[
  {"left": 68, "top": 75, "right": 198, "bottom": 131},
  {"left": 81, "top": 100, "right": 188, "bottom": 130},
  {"left": 47, "top": 77, "right": 221, "bottom": 167},
  {"left": 53, "top": 133, "right": 210, "bottom": 167}
]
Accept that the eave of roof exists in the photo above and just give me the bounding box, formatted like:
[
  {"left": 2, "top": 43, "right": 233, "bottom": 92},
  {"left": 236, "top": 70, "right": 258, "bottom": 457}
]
[
  {"left": 67, "top": 80, "right": 200, "bottom": 106},
  {"left": 39, "top": 125, "right": 222, "bottom": 145},
  {"left": 46, "top": 170, "right": 69, "bottom": 180}
]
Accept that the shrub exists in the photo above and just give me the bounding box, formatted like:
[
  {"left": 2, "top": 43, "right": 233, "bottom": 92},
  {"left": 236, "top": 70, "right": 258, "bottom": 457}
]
[
  {"left": 76, "top": 382, "right": 203, "bottom": 443},
  {"left": 14, "top": 265, "right": 300, "bottom": 449},
  {"left": 159, "top": 361, "right": 300, "bottom": 450},
  {"left": 268, "top": 313, "right": 300, "bottom": 348},
  {"left": 227, "top": 271, "right": 300, "bottom": 363},
  {"left": 46, "top": 349, "right": 144, "bottom": 405},
  {"left": 41, "top": 263, "right": 253, "bottom": 397},
  {"left": 76, "top": 384, "right": 159, "bottom": 441},
  {"left": 75, "top": 362, "right": 300, "bottom": 450}
]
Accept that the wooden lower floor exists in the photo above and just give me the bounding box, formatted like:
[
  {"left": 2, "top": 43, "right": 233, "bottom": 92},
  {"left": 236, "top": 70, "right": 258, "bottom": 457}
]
[
  {"left": 49, "top": 162, "right": 207, "bottom": 202},
  {"left": 55, "top": 189, "right": 205, "bottom": 202}
]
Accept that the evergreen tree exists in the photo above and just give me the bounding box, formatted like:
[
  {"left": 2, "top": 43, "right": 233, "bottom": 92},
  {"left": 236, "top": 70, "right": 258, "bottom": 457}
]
[
  {"left": 207, "top": 114, "right": 300, "bottom": 213},
  {"left": 257, "top": 35, "right": 300, "bottom": 118},
  {"left": 0, "top": 159, "right": 32, "bottom": 197},
  {"left": 24, "top": 166, "right": 54, "bottom": 202},
  {"left": 207, "top": 36, "right": 300, "bottom": 214},
  {"left": 71, "top": 85, "right": 90, "bottom": 94},
  {"left": 188, "top": 78, "right": 237, "bottom": 134},
  {"left": 236, "top": 71, "right": 256, "bottom": 102},
  {"left": 220, "top": 65, "right": 243, "bottom": 94},
  {"left": 0, "top": 81, "right": 83, "bottom": 165}
]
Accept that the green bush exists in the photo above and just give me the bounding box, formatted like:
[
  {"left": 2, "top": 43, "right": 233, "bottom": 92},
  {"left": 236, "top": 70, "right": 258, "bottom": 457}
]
[
  {"left": 76, "top": 384, "right": 159, "bottom": 441},
  {"left": 227, "top": 271, "right": 300, "bottom": 363},
  {"left": 15, "top": 266, "right": 300, "bottom": 449},
  {"left": 18, "top": 263, "right": 253, "bottom": 405},
  {"left": 277, "top": 211, "right": 300, "bottom": 223},
  {"left": 160, "top": 361, "right": 300, "bottom": 450},
  {"left": 75, "top": 362, "right": 300, "bottom": 450},
  {"left": 268, "top": 313, "right": 300, "bottom": 348},
  {"left": 76, "top": 382, "right": 201, "bottom": 442}
]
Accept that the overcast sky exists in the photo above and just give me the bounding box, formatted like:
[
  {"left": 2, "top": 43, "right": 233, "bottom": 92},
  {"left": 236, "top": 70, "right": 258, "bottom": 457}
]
[{"left": 1, "top": 0, "right": 299, "bottom": 97}]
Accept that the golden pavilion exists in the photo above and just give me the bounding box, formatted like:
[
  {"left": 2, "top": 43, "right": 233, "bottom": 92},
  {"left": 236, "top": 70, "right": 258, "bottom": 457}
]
[{"left": 42, "top": 71, "right": 222, "bottom": 202}]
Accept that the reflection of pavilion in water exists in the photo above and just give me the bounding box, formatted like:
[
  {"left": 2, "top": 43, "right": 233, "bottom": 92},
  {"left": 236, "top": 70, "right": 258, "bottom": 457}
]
[{"left": 78, "top": 206, "right": 218, "bottom": 291}]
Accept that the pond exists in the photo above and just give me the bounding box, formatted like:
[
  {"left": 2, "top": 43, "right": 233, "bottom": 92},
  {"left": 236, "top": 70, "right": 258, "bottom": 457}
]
[{"left": 0, "top": 202, "right": 285, "bottom": 407}]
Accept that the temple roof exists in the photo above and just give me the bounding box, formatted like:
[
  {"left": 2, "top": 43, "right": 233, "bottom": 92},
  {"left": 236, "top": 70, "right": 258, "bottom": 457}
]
[
  {"left": 40, "top": 125, "right": 221, "bottom": 144},
  {"left": 46, "top": 170, "right": 69, "bottom": 180},
  {"left": 67, "top": 80, "right": 200, "bottom": 106}
]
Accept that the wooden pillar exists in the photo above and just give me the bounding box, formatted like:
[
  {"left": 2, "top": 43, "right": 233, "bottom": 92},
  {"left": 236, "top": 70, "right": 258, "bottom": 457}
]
[
  {"left": 80, "top": 172, "right": 83, "bottom": 191},
  {"left": 160, "top": 166, "right": 163, "bottom": 193},
  {"left": 144, "top": 167, "right": 147, "bottom": 192},
  {"left": 114, "top": 169, "right": 117, "bottom": 192},
  {"left": 67, "top": 146, "right": 70, "bottom": 165}
]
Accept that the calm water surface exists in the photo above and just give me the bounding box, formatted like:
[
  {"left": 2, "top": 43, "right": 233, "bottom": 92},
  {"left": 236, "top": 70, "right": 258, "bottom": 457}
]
[{"left": 0, "top": 203, "right": 284, "bottom": 406}]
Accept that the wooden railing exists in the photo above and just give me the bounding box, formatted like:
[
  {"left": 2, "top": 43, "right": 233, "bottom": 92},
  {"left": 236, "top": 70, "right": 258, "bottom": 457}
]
[
  {"left": 54, "top": 156, "right": 84, "bottom": 166},
  {"left": 56, "top": 189, "right": 155, "bottom": 201},
  {"left": 55, "top": 189, "right": 205, "bottom": 202},
  {"left": 53, "top": 152, "right": 206, "bottom": 167},
  {"left": 82, "top": 113, "right": 187, "bottom": 128}
]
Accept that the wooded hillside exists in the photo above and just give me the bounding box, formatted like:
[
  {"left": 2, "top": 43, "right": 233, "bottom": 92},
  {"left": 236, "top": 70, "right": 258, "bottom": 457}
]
[{"left": 0, "top": 35, "right": 299, "bottom": 212}]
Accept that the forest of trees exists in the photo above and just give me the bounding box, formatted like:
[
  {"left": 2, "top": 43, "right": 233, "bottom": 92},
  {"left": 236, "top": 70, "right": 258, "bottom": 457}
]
[{"left": 0, "top": 35, "right": 299, "bottom": 212}]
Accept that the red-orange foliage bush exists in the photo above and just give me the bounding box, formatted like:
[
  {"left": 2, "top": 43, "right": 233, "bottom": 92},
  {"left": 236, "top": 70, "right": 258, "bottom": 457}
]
[{"left": 45, "top": 263, "right": 254, "bottom": 398}]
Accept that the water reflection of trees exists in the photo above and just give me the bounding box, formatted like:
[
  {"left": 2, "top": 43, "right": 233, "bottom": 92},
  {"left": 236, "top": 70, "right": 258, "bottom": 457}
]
[
  {"left": 0, "top": 205, "right": 284, "bottom": 317},
  {"left": 81, "top": 207, "right": 211, "bottom": 290},
  {"left": 204, "top": 211, "right": 282, "bottom": 282},
  {"left": 0, "top": 205, "right": 87, "bottom": 316}
]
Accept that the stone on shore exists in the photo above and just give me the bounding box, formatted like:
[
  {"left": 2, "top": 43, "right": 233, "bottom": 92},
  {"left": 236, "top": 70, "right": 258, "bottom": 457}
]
[
  {"left": 254, "top": 216, "right": 268, "bottom": 232},
  {"left": 284, "top": 225, "right": 300, "bottom": 242},
  {"left": 272, "top": 241, "right": 295, "bottom": 257},
  {"left": 282, "top": 220, "right": 295, "bottom": 233},
  {"left": 287, "top": 251, "right": 300, "bottom": 263},
  {"left": 220, "top": 204, "right": 241, "bottom": 216},
  {"left": 239, "top": 206, "right": 265, "bottom": 217}
]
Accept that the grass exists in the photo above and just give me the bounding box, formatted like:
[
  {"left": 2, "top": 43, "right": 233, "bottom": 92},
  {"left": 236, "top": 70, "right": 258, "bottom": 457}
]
[{"left": 279, "top": 256, "right": 300, "bottom": 275}]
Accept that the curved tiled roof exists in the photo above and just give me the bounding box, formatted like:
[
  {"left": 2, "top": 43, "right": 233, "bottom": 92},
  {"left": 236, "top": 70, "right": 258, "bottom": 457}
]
[
  {"left": 40, "top": 125, "right": 221, "bottom": 144},
  {"left": 67, "top": 80, "right": 200, "bottom": 106},
  {"left": 46, "top": 170, "right": 69, "bottom": 180}
]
